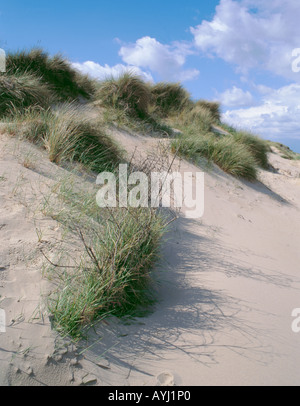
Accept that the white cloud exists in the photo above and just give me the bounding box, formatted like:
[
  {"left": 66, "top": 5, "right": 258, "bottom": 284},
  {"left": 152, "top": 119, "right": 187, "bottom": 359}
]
[
  {"left": 191, "top": 0, "right": 300, "bottom": 81},
  {"left": 72, "top": 61, "right": 154, "bottom": 83},
  {"left": 218, "top": 86, "right": 255, "bottom": 107},
  {"left": 72, "top": 36, "right": 200, "bottom": 84},
  {"left": 119, "top": 36, "right": 199, "bottom": 82},
  {"left": 223, "top": 83, "right": 300, "bottom": 141}
]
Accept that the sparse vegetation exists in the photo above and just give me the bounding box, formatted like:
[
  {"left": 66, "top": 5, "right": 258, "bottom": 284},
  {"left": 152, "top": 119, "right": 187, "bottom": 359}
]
[
  {"left": 3, "top": 46, "right": 299, "bottom": 342},
  {"left": 0, "top": 61, "right": 169, "bottom": 340},
  {"left": 21, "top": 151, "right": 38, "bottom": 170},
  {"left": 167, "top": 101, "right": 270, "bottom": 180},
  {"left": 267, "top": 141, "right": 300, "bottom": 160}
]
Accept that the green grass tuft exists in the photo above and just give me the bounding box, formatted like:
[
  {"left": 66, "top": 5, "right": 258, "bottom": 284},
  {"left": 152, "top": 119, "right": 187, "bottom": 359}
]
[
  {"left": 3, "top": 104, "right": 123, "bottom": 173},
  {"left": 6, "top": 48, "right": 96, "bottom": 101},
  {"left": 232, "top": 131, "right": 270, "bottom": 169},
  {"left": 44, "top": 178, "right": 166, "bottom": 340},
  {"left": 96, "top": 72, "right": 152, "bottom": 118},
  {"left": 195, "top": 100, "right": 221, "bottom": 123},
  {"left": 172, "top": 133, "right": 258, "bottom": 181},
  {"left": 0, "top": 73, "right": 53, "bottom": 117},
  {"left": 178, "top": 104, "right": 216, "bottom": 133},
  {"left": 150, "top": 82, "right": 192, "bottom": 117}
]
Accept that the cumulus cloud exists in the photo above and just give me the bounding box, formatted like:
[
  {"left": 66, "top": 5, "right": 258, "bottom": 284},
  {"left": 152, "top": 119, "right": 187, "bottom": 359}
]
[
  {"left": 119, "top": 36, "right": 199, "bottom": 82},
  {"left": 218, "top": 86, "right": 255, "bottom": 107},
  {"left": 223, "top": 83, "right": 300, "bottom": 141},
  {"left": 191, "top": 0, "right": 300, "bottom": 81},
  {"left": 72, "top": 61, "right": 154, "bottom": 83},
  {"left": 72, "top": 36, "right": 200, "bottom": 84}
]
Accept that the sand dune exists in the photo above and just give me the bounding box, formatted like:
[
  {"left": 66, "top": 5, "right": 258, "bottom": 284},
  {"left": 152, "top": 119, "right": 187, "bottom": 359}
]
[{"left": 0, "top": 127, "right": 299, "bottom": 386}]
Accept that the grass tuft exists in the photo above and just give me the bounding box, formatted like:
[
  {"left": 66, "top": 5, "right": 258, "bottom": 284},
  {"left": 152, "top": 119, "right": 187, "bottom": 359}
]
[
  {"left": 43, "top": 177, "right": 166, "bottom": 340},
  {"left": 195, "top": 100, "right": 221, "bottom": 123},
  {"left": 0, "top": 73, "right": 53, "bottom": 117},
  {"left": 6, "top": 48, "right": 96, "bottom": 101},
  {"left": 172, "top": 133, "right": 258, "bottom": 181},
  {"left": 232, "top": 131, "right": 270, "bottom": 169},
  {"left": 178, "top": 104, "right": 216, "bottom": 133},
  {"left": 150, "top": 82, "right": 192, "bottom": 117},
  {"left": 96, "top": 72, "right": 152, "bottom": 118},
  {"left": 3, "top": 104, "right": 123, "bottom": 173}
]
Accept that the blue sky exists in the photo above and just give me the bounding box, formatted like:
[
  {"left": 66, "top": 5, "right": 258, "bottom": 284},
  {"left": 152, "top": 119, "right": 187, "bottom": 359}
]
[{"left": 1, "top": 0, "right": 300, "bottom": 152}]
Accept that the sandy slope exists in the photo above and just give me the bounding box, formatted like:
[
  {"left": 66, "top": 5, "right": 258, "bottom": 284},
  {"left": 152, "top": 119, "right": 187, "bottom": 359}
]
[
  {"left": 0, "top": 134, "right": 101, "bottom": 386},
  {"left": 0, "top": 127, "right": 300, "bottom": 386}
]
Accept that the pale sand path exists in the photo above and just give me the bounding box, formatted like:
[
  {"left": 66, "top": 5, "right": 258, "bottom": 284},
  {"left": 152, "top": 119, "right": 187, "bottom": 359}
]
[{"left": 0, "top": 126, "right": 299, "bottom": 386}]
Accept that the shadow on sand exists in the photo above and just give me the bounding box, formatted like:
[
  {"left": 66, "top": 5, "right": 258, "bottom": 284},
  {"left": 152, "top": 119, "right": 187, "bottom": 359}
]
[{"left": 77, "top": 215, "right": 296, "bottom": 383}]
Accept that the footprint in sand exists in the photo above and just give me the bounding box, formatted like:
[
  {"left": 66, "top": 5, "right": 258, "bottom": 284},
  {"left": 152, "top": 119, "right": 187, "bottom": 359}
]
[{"left": 156, "top": 372, "right": 175, "bottom": 386}]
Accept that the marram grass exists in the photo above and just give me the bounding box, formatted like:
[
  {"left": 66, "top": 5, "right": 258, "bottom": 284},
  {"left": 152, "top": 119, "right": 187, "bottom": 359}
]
[
  {"left": 150, "top": 82, "right": 192, "bottom": 117},
  {"left": 6, "top": 48, "right": 95, "bottom": 101},
  {"left": 3, "top": 103, "right": 123, "bottom": 173},
  {"left": 232, "top": 130, "right": 270, "bottom": 169},
  {"left": 172, "top": 133, "right": 258, "bottom": 181},
  {"left": 0, "top": 73, "right": 53, "bottom": 117},
  {"left": 44, "top": 178, "right": 165, "bottom": 340},
  {"left": 96, "top": 72, "right": 152, "bottom": 118},
  {"left": 195, "top": 100, "right": 221, "bottom": 123}
]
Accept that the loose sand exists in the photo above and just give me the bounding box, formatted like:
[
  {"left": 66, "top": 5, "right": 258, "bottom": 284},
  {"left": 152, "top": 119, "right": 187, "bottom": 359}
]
[{"left": 0, "top": 126, "right": 299, "bottom": 386}]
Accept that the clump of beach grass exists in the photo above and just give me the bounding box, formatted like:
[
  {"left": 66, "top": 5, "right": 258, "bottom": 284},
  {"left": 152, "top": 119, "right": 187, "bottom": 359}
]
[
  {"left": 42, "top": 174, "right": 167, "bottom": 340},
  {"left": 232, "top": 130, "right": 270, "bottom": 169},
  {"left": 101, "top": 105, "right": 173, "bottom": 137},
  {"left": 178, "top": 104, "right": 217, "bottom": 134},
  {"left": 3, "top": 104, "right": 124, "bottom": 173},
  {"left": 43, "top": 104, "right": 123, "bottom": 172},
  {"left": 96, "top": 72, "right": 152, "bottom": 119},
  {"left": 1, "top": 86, "right": 169, "bottom": 341},
  {"left": 6, "top": 48, "right": 95, "bottom": 101},
  {"left": 0, "top": 73, "right": 53, "bottom": 117},
  {"left": 172, "top": 132, "right": 258, "bottom": 181},
  {"left": 195, "top": 100, "right": 221, "bottom": 123},
  {"left": 96, "top": 73, "right": 174, "bottom": 137},
  {"left": 150, "top": 82, "right": 192, "bottom": 117}
]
